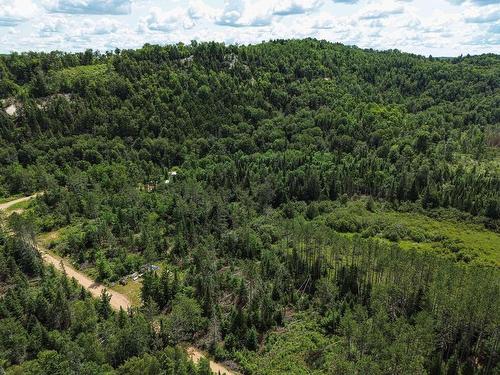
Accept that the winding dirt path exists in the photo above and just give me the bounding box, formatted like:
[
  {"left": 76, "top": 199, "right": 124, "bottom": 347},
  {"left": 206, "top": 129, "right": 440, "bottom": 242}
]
[{"left": 0, "top": 194, "right": 237, "bottom": 374}]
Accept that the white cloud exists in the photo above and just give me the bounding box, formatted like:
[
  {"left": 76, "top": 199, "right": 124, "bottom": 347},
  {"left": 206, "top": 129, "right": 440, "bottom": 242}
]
[
  {"left": 139, "top": 6, "right": 201, "bottom": 32},
  {"left": 41, "top": 17, "right": 121, "bottom": 35},
  {"left": 358, "top": 1, "right": 405, "bottom": 20},
  {"left": 1, "top": 0, "right": 499, "bottom": 56},
  {"left": 138, "top": 1, "right": 221, "bottom": 33},
  {"left": 273, "top": 0, "right": 323, "bottom": 16},
  {"left": 449, "top": 0, "right": 499, "bottom": 6},
  {"left": 464, "top": 32, "right": 500, "bottom": 45},
  {"left": 86, "top": 18, "right": 120, "bottom": 34},
  {"left": 188, "top": 0, "right": 218, "bottom": 20},
  {"left": 43, "top": 0, "right": 132, "bottom": 15},
  {"left": 311, "top": 14, "right": 335, "bottom": 29},
  {"left": 0, "top": 0, "right": 38, "bottom": 26},
  {"left": 464, "top": 6, "right": 500, "bottom": 23},
  {"left": 216, "top": 0, "right": 273, "bottom": 27},
  {"left": 215, "top": 0, "right": 323, "bottom": 27},
  {"left": 38, "top": 17, "right": 67, "bottom": 36}
]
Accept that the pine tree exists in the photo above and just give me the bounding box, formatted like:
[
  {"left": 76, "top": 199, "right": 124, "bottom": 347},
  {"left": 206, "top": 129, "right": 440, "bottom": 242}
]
[
  {"left": 160, "top": 268, "right": 171, "bottom": 308},
  {"left": 246, "top": 326, "right": 258, "bottom": 350},
  {"left": 98, "top": 289, "right": 112, "bottom": 320},
  {"left": 117, "top": 307, "right": 127, "bottom": 328}
]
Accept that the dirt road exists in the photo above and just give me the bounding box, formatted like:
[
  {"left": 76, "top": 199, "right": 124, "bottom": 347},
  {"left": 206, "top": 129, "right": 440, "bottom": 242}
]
[
  {"left": 0, "top": 195, "right": 37, "bottom": 211},
  {"left": 187, "top": 347, "right": 237, "bottom": 375},
  {"left": 0, "top": 195, "right": 132, "bottom": 310},
  {"left": 0, "top": 194, "right": 237, "bottom": 374},
  {"left": 41, "top": 250, "right": 133, "bottom": 310}
]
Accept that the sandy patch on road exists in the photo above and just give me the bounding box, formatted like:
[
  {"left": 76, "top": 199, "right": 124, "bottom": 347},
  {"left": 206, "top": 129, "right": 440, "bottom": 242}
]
[{"left": 186, "top": 346, "right": 238, "bottom": 375}]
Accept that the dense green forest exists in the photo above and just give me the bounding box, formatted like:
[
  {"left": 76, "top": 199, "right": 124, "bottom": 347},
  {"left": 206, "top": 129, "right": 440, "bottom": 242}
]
[{"left": 1, "top": 39, "right": 499, "bottom": 374}]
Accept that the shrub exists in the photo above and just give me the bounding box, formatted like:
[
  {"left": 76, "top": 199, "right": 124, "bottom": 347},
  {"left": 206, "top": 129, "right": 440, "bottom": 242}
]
[
  {"left": 382, "top": 223, "right": 409, "bottom": 242},
  {"left": 325, "top": 213, "right": 363, "bottom": 233}
]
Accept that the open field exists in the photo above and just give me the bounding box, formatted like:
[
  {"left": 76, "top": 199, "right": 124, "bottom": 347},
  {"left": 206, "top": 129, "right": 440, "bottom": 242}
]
[
  {"left": 50, "top": 64, "right": 109, "bottom": 86},
  {"left": 314, "top": 199, "right": 500, "bottom": 266}
]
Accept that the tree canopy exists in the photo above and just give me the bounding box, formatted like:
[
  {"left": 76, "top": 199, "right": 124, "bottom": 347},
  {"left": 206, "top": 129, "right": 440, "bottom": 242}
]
[{"left": 1, "top": 39, "right": 499, "bottom": 374}]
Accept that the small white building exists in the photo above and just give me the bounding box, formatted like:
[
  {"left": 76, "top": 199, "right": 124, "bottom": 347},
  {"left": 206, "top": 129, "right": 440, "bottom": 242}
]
[{"left": 164, "top": 171, "right": 178, "bottom": 185}]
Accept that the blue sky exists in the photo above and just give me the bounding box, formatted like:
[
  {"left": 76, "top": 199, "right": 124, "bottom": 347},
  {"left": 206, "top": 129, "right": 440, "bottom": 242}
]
[{"left": 0, "top": 0, "right": 499, "bottom": 56}]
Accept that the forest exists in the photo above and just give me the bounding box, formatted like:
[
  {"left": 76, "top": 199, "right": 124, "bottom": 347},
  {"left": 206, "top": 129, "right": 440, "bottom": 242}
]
[{"left": 0, "top": 39, "right": 499, "bottom": 374}]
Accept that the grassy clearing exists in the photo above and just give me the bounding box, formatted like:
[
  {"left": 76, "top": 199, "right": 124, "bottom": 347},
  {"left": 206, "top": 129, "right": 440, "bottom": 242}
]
[
  {"left": 37, "top": 227, "right": 69, "bottom": 248},
  {"left": 111, "top": 261, "right": 167, "bottom": 307},
  {"left": 314, "top": 199, "right": 500, "bottom": 267},
  {"left": 73, "top": 262, "right": 168, "bottom": 308},
  {"left": 388, "top": 211, "right": 499, "bottom": 266},
  {"left": 113, "top": 281, "right": 142, "bottom": 307}
]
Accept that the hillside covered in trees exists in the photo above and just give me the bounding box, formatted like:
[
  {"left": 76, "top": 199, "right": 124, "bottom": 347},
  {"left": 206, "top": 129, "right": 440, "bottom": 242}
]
[{"left": 0, "top": 39, "right": 499, "bottom": 374}]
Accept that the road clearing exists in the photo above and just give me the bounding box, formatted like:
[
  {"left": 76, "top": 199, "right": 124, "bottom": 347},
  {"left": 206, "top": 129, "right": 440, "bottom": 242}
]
[
  {"left": 0, "top": 194, "right": 237, "bottom": 375},
  {"left": 40, "top": 249, "right": 133, "bottom": 310}
]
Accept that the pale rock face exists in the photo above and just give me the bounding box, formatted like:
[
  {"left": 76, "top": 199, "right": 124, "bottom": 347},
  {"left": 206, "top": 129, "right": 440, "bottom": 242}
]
[{"left": 5, "top": 103, "right": 17, "bottom": 116}]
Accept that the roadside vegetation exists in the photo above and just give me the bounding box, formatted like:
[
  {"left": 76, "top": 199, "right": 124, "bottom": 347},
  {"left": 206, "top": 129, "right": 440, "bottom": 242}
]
[{"left": 1, "top": 40, "right": 499, "bottom": 374}]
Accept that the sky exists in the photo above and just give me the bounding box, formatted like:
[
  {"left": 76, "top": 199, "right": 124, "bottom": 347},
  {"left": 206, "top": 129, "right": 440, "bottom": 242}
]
[{"left": 0, "top": 0, "right": 499, "bottom": 56}]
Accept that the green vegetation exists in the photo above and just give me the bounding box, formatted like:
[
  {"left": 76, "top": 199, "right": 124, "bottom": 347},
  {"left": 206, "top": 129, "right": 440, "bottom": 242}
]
[
  {"left": 112, "top": 280, "right": 142, "bottom": 307},
  {"left": 311, "top": 199, "right": 500, "bottom": 266},
  {"left": 0, "top": 195, "right": 22, "bottom": 204},
  {"left": 4, "top": 199, "right": 31, "bottom": 213},
  {"left": 1, "top": 40, "right": 499, "bottom": 374},
  {"left": 0, "top": 218, "right": 217, "bottom": 375},
  {"left": 49, "top": 64, "right": 111, "bottom": 94},
  {"left": 51, "top": 63, "right": 108, "bottom": 82}
]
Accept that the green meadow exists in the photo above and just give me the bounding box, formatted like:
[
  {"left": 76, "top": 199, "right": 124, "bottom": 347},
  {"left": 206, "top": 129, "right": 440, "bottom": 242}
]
[{"left": 313, "top": 199, "right": 500, "bottom": 267}]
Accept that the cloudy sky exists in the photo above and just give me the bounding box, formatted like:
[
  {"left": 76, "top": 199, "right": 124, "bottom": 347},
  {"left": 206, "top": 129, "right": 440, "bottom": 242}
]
[{"left": 0, "top": 0, "right": 499, "bottom": 56}]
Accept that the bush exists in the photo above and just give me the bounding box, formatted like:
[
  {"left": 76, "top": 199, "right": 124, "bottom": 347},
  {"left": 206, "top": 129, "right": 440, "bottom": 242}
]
[
  {"left": 366, "top": 197, "right": 375, "bottom": 212},
  {"left": 305, "top": 203, "right": 319, "bottom": 220},
  {"left": 213, "top": 342, "right": 228, "bottom": 361},
  {"left": 361, "top": 225, "right": 381, "bottom": 238},
  {"left": 163, "top": 295, "right": 207, "bottom": 343},
  {"left": 382, "top": 223, "right": 409, "bottom": 242},
  {"left": 409, "top": 228, "right": 428, "bottom": 243},
  {"left": 326, "top": 213, "right": 363, "bottom": 233}
]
